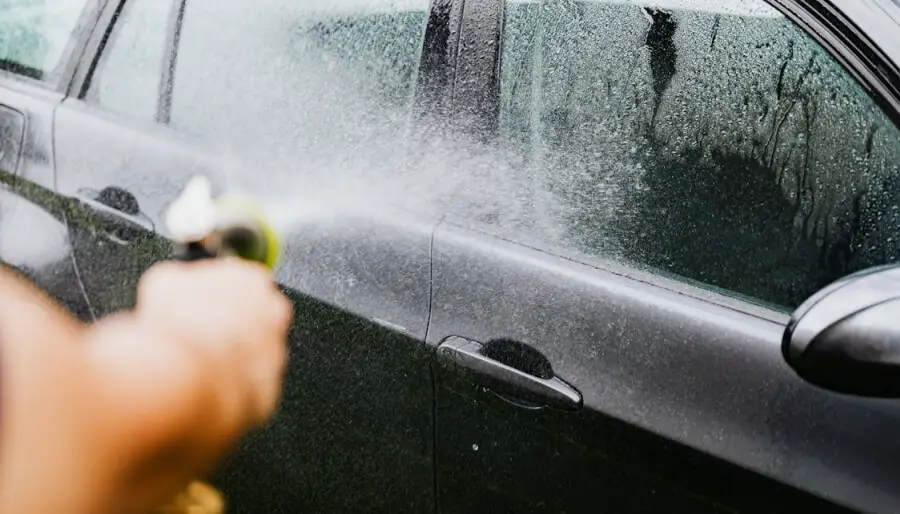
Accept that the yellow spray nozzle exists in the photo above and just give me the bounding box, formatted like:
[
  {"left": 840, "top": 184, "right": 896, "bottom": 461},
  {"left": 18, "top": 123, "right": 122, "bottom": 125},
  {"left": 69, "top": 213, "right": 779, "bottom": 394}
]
[
  {"left": 167, "top": 176, "right": 282, "bottom": 271},
  {"left": 212, "top": 195, "right": 282, "bottom": 271}
]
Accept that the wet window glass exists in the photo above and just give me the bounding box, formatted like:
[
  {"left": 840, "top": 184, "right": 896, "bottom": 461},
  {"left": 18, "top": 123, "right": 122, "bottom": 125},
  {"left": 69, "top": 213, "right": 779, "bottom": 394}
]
[
  {"left": 167, "top": 0, "right": 429, "bottom": 170},
  {"left": 0, "top": 0, "right": 90, "bottom": 81},
  {"left": 497, "top": 0, "right": 900, "bottom": 310},
  {"left": 86, "top": 0, "right": 172, "bottom": 123}
]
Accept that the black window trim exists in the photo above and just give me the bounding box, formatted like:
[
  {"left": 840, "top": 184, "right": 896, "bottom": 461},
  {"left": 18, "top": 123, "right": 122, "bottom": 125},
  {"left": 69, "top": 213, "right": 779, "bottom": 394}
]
[
  {"left": 449, "top": 0, "right": 503, "bottom": 140},
  {"left": 67, "top": 0, "right": 128, "bottom": 98},
  {"left": 156, "top": 0, "right": 188, "bottom": 124},
  {"left": 779, "top": 0, "right": 900, "bottom": 128},
  {"left": 414, "top": 0, "right": 466, "bottom": 124},
  {"left": 69, "top": 0, "right": 201, "bottom": 126}
]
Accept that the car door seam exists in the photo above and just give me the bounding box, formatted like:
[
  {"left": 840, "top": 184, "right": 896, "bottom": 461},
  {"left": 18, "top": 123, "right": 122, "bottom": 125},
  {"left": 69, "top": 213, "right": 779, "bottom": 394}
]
[
  {"left": 64, "top": 224, "right": 98, "bottom": 321},
  {"left": 425, "top": 223, "right": 437, "bottom": 344},
  {"left": 49, "top": 93, "right": 97, "bottom": 319}
]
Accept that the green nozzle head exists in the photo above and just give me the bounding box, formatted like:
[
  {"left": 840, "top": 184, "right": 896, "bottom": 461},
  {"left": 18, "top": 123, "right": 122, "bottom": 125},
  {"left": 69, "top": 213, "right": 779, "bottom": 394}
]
[
  {"left": 167, "top": 176, "right": 281, "bottom": 271},
  {"left": 213, "top": 196, "right": 282, "bottom": 270}
]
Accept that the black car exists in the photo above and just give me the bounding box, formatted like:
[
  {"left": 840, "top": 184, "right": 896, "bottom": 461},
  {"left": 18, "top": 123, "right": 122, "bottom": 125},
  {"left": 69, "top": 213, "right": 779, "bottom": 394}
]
[{"left": 3, "top": 0, "right": 900, "bottom": 512}]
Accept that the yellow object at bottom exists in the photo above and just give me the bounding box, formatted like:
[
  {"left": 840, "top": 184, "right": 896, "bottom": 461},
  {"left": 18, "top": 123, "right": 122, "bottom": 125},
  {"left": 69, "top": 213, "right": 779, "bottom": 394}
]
[{"left": 154, "top": 480, "right": 225, "bottom": 514}]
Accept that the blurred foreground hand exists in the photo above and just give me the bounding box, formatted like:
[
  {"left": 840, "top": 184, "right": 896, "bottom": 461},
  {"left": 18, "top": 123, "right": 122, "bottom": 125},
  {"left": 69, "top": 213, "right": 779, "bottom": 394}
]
[{"left": 0, "top": 259, "right": 291, "bottom": 514}]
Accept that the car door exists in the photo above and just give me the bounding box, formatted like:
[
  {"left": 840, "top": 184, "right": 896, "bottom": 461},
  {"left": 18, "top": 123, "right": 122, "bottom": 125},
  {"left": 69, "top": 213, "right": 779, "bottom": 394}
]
[
  {"left": 429, "top": 0, "right": 900, "bottom": 512},
  {"left": 52, "top": 0, "right": 441, "bottom": 512},
  {"left": 0, "top": 0, "right": 99, "bottom": 321}
]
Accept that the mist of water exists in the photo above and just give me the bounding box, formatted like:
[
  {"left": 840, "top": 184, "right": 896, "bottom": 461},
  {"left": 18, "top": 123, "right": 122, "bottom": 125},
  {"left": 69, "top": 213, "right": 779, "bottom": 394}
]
[{"left": 157, "top": 0, "right": 630, "bottom": 259}]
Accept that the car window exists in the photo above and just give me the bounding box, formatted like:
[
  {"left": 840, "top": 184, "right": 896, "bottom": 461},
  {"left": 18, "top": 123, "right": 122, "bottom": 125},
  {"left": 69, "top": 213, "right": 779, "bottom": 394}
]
[
  {"left": 85, "top": 0, "right": 172, "bottom": 123},
  {"left": 492, "top": 0, "right": 900, "bottom": 310},
  {"left": 167, "top": 0, "right": 427, "bottom": 165},
  {"left": 85, "top": 0, "right": 430, "bottom": 191},
  {"left": 0, "top": 0, "right": 91, "bottom": 81}
]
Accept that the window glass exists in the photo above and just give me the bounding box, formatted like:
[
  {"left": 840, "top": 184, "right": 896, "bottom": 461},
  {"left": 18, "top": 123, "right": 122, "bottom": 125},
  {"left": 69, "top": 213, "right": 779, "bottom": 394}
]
[
  {"left": 88, "top": 0, "right": 429, "bottom": 192},
  {"left": 497, "top": 0, "right": 900, "bottom": 309},
  {"left": 85, "top": 0, "right": 172, "bottom": 123},
  {"left": 0, "top": 0, "right": 90, "bottom": 80},
  {"left": 167, "top": 0, "right": 428, "bottom": 184}
]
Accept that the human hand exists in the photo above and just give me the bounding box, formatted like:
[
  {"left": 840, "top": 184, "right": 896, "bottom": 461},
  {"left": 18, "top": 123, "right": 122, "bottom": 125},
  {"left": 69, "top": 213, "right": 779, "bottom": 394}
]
[
  {"left": 82, "top": 258, "right": 292, "bottom": 513},
  {"left": 0, "top": 259, "right": 292, "bottom": 514},
  {"left": 135, "top": 258, "right": 292, "bottom": 434}
]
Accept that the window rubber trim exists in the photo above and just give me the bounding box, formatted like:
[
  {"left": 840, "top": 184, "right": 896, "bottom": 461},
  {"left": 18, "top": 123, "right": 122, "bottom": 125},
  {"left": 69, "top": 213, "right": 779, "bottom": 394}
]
[
  {"left": 66, "top": 0, "right": 128, "bottom": 99},
  {"left": 55, "top": 0, "right": 110, "bottom": 95},
  {"left": 450, "top": 0, "right": 503, "bottom": 140},
  {"left": 767, "top": 0, "right": 900, "bottom": 129},
  {"left": 414, "top": 0, "right": 466, "bottom": 123},
  {"left": 156, "top": 0, "right": 188, "bottom": 124}
]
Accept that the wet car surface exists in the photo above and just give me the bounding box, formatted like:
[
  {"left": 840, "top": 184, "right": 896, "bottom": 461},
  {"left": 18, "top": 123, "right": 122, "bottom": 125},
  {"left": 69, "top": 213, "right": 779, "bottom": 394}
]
[{"left": 3, "top": 0, "right": 900, "bottom": 512}]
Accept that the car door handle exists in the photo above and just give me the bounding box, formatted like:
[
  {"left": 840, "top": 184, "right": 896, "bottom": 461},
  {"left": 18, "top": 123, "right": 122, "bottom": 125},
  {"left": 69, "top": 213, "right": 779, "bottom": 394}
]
[
  {"left": 73, "top": 187, "right": 154, "bottom": 245},
  {"left": 437, "top": 337, "right": 582, "bottom": 411}
]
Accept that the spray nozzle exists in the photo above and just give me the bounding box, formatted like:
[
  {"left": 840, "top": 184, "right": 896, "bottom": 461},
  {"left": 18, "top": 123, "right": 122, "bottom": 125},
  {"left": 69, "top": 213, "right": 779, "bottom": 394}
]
[
  {"left": 167, "top": 175, "right": 282, "bottom": 270},
  {"left": 166, "top": 175, "right": 218, "bottom": 243}
]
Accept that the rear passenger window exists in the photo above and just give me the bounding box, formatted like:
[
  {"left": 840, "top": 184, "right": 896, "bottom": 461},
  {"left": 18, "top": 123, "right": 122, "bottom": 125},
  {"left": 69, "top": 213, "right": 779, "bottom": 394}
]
[
  {"left": 0, "top": 0, "right": 91, "bottom": 82},
  {"left": 167, "top": 0, "right": 428, "bottom": 158},
  {"left": 496, "top": 0, "right": 900, "bottom": 310},
  {"left": 84, "top": 0, "right": 429, "bottom": 189}
]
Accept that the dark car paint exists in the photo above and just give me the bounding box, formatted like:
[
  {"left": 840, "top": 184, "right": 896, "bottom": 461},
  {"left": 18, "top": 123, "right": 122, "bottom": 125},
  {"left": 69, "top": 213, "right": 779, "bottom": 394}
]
[
  {"left": 51, "top": 93, "right": 439, "bottom": 512},
  {"left": 1, "top": 1, "right": 900, "bottom": 514},
  {"left": 429, "top": 223, "right": 900, "bottom": 513},
  {"left": 428, "top": 0, "right": 900, "bottom": 512}
]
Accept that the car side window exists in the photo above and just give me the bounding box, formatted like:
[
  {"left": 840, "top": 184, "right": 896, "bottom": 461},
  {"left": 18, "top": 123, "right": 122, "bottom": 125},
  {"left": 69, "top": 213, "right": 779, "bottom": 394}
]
[
  {"left": 497, "top": 0, "right": 900, "bottom": 310},
  {"left": 84, "top": 0, "right": 172, "bottom": 123},
  {"left": 165, "top": 0, "right": 428, "bottom": 158},
  {"left": 84, "top": 0, "right": 429, "bottom": 190},
  {"left": 0, "top": 0, "right": 91, "bottom": 82}
]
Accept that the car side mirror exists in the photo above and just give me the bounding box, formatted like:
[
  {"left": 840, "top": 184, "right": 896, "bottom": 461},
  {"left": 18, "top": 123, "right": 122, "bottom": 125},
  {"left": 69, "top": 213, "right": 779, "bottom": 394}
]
[{"left": 782, "top": 265, "right": 900, "bottom": 397}]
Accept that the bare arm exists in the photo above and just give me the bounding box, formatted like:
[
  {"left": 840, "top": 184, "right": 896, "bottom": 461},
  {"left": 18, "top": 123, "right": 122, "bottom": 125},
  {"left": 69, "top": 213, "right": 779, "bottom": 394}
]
[{"left": 0, "top": 261, "right": 290, "bottom": 514}]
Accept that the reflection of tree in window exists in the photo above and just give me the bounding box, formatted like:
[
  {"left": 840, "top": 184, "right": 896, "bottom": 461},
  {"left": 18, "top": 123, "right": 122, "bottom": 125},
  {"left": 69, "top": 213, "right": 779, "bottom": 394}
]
[{"left": 643, "top": 8, "right": 677, "bottom": 126}]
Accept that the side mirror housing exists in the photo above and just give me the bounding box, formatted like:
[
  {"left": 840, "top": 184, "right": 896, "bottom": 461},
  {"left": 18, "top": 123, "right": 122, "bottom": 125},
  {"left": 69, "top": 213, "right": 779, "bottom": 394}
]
[{"left": 783, "top": 265, "right": 900, "bottom": 397}]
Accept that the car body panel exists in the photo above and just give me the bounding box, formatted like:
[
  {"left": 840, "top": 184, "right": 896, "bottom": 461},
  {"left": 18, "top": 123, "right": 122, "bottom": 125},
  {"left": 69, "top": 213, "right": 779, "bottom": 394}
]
[
  {"left": 0, "top": 76, "right": 92, "bottom": 319},
  {"left": 53, "top": 91, "right": 438, "bottom": 512},
  {"left": 46, "top": 0, "right": 441, "bottom": 510},
  {"left": 430, "top": 222, "right": 900, "bottom": 512}
]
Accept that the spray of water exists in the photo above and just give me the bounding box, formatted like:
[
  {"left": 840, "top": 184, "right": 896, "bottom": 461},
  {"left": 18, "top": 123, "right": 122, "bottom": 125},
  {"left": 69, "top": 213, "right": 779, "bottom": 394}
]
[{"left": 159, "top": 0, "right": 629, "bottom": 259}]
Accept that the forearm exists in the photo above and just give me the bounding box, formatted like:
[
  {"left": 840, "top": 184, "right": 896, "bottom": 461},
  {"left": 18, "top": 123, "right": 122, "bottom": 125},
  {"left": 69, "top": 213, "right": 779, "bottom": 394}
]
[
  {"left": 83, "top": 314, "right": 238, "bottom": 513},
  {"left": 0, "top": 269, "right": 100, "bottom": 513}
]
